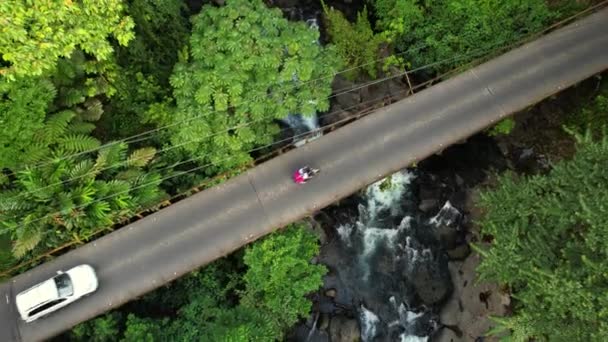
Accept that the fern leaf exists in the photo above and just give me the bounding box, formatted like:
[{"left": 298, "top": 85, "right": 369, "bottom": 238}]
[
  {"left": 17, "top": 168, "right": 54, "bottom": 200},
  {"left": 68, "top": 159, "right": 97, "bottom": 180},
  {"left": 12, "top": 228, "right": 42, "bottom": 258},
  {"left": 42, "top": 110, "right": 76, "bottom": 142},
  {"left": 116, "top": 169, "right": 144, "bottom": 181},
  {"left": 127, "top": 147, "right": 157, "bottom": 168},
  {"left": 104, "top": 180, "right": 131, "bottom": 196},
  {"left": 22, "top": 144, "right": 52, "bottom": 164},
  {"left": 0, "top": 189, "right": 34, "bottom": 211},
  {"left": 87, "top": 201, "right": 111, "bottom": 220},
  {"left": 58, "top": 134, "right": 101, "bottom": 153},
  {"left": 80, "top": 98, "right": 104, "bottom": 122},
  {"left": 130, "top": 172, "right": 162, "bottom": 188},
  {"left": 94, "top": 142, "right": 127, "bottom": 171},
  {"left": 61, "top": 88, "right": 86, "bottom": 107},
  {"left": 68, "top": 122, "right": 97, "bottom": 134}
]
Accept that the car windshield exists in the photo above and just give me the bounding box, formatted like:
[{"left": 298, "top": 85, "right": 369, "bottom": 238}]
[{"left": 54, "top": 273, "right": 74, "bottom": 298}]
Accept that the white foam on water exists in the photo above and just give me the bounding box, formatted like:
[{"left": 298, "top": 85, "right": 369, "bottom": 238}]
[
  {"left": 333, "top": 170, "right": 434, "bottom": 341},
  {"left": 362, "top": 227, "right": 400, "bottom": 257},
  {"left": 366, "top": 171, "right": 415, "bottom": 219},
  {"left": 360, "top": 306, "right": 380, "bottom": 342},
  {"left": 400, "top": 335, "right": 429, "bottom": 342},
  {"left": 398, "top": 304, "right": 429, "bottom": 342},
  {"left": 336, "top": 223, "right": 353, "bottom": 245},
  {"left": 281, "top": 113, "right": 322, "bottom": 147}
]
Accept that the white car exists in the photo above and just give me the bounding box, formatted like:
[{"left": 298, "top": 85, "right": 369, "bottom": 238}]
[{"left": 15, "top": 264, "right": 98, "bottom": 322}]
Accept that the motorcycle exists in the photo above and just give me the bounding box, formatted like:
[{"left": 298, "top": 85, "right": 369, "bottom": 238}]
[{"left": 293, "top": 166, "right": 320, "bottom": 184}]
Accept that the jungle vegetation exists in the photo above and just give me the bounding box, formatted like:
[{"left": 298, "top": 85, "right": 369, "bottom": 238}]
[
  {"left": 0, "top": 0, "right": 601, "bottom": 340},
  {"left": 475, "top": 85, "right": 608, "bottom": 341}
]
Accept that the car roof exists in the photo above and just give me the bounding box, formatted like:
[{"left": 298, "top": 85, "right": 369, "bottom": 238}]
[
  {"left": 66, "top": 265, "right": 97, "bottom": 293},
  {"left": 16, "top": 278, "right": 59, "bottom": 312}
]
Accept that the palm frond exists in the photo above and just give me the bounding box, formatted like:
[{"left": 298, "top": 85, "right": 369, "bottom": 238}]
[
  {"left": 70, "top": 183, "right": 97, "bottom": 205},
  {"left": 95, "top": 142, "right": 127, "bottom": 170},
  {"left": 68, "top": 159, "right": 97, "bottom": 180},
  {"left": 12, "top": 227, "right": 42, "bottom": 258},
  {"left": 68, "top": 121, "right": 97, "bottom": 134},
  {"left": 87, "top": 201, "right": 111, "bottom": 220},
  {"left": 57, "top": 191, "right": 75, "bottom": 215},
  {"left": 115, "top": 169, "right": 144, "bottom": 181},
  {"left": 23, "top": 144, "right": 52, "bottom": 164},
  {"left": 126, "top": 147, "right": 157, "bottom": 168},
  {"left": 17, "top": 169, "right": 56, "bottom": 201},
  {"left": 40, "top": 110, "right": 76, "bottom": 143},
  {"left": 58, "top": 134, "right": 101, "bottom": 153}
]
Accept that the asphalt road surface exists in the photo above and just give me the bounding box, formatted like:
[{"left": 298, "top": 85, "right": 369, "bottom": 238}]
[{"left": 1, "top": 8, "right": 607, "bottom": 342}]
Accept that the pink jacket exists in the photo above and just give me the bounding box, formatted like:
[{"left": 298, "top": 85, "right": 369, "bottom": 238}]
[{"left": 293, "top": 169, "right": 306, "bottom": 184}]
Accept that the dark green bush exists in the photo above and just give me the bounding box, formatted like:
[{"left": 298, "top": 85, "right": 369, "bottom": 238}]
[
  {"left": 475, "top": 128, "right": 608, "bottom": 341},
  {"left": 322, "top": 3, "right": 386, "bottom": 79},
  {"left": 377, "top": 0, "right": 553, "bottom": 73}
]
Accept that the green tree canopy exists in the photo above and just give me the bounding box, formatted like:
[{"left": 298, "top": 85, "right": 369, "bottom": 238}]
[
  {"left": 322, "top": 3, "right": 385, "bottom": 80},
  {"left": 152, "top": 0, "right": 341, "bottom": 174},
  {"left": 0, "top": 0, "right": 134, "bottom": 78},
  {"left": 371, "top": 0, "right": 422, "bottom": 41},
  {"left": 374, "top": 0, "right": 552, "bottom": 73},
  {"left": 0, "top": 76, "right": 55, "bottom": 168},
  {"left": 0, "top": 117, "right": 166, "bottom": 258},
  {"left": 476, "top": 129, "right": 608, "bottom": 340},
  {"left": 240, "top": 225, "right": 326, "bottom": 337},
  {"left": 0, "top": 138, "right": 164, "bottom": 258},
  {"left": 99, "top": 0, "right": 191, "bottom": 139}
]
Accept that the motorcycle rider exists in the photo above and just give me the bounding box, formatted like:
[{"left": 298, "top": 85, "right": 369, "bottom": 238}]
[{"left": 293, "top": 166, "right": 316, "bottom": 184}]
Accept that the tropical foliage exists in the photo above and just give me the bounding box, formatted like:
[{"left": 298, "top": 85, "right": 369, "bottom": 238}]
[
  {"left": 0, "top": 76, "right": 55, "bottom": 169},
  {"left": 370, "top": 0, "right": 422, "bottom": 42},
  {"left": 100, "top": 0, "right": 191, "bottom": 139},
  {"left": 0, "top": 0, "right": 196, "bottom": 266},
  {"left": 369, "top": 0, "right": 552, "bottom": 73},
  {"left": 566, "top": 80, "right": 608, "bottom": 138},
  {"left": 475, "top": 125, "right": 608, "bottom": 340},
  {"left": 148, "top": 0, "right": 341, "bottom": 174},
  {"left": 69, "top": 224, "right": 326, "bottom": 341},
  {"left": 322, "top": 3, "right": 386, "bottom": 80},
  {"left": 0, "top": 0, "right": 134, "bottom": 78},
  {"left": 1, "top": 0, "right": 600, "bottom": 340},
  {"left": 0, "top": 111, "right": 166, "bottom": 257}
]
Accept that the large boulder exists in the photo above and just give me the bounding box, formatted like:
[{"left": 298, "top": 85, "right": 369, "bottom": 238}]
[
  {"left": 429, "top": 201, "right": 464, "bottom": 250},
  {"left": 412, "top": 253, "right": 453, "bottom": 306},
  {"left": 437, "top": 254, "right": 510, "bottom": 342},
  {"left": 329, "top": 315, "right": 361, "bottom": 342},
  {"left": 446, "top": 243, "right": 471, "bottom": 260}
]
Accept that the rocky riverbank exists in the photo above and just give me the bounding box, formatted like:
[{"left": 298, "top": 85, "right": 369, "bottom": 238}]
[{"left": 286, "top": 133, "right": 511, "bottom": 342}]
